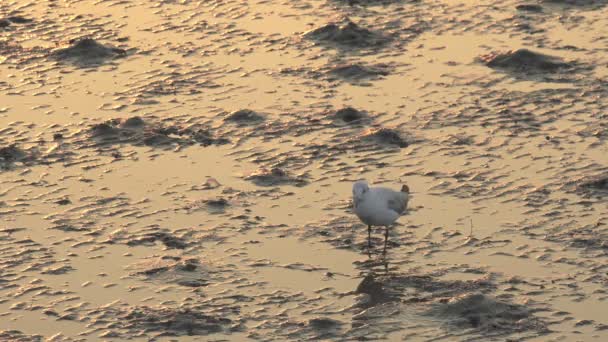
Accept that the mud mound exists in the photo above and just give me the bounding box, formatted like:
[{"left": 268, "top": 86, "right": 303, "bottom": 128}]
[
  {"left": 299, "top": 317, "right": 344, "bottom": 339},
  {"left": 361, "top": 128, "right": 409, "bottom": 147},
  {"left": 244, "top": 167, "right": 309, "bottom": 187},
  {"left": 308, "top": 317, "right": 342, "bottom": 330},
  {"left": 516, "top": 4, "right": 544, "bottom": 12},
  {"left": 332, "top": 107, "right": 367, "bottom": 123},
  {"left": 52, "top": 38, "right": 126, "bottom": 63},
  {"left": 328, "top": 63, "right": 389, "bottom": 80},
  {"left": 131, "top": 256, "right": 209, "bottom": 287},
  {"left": 428, "top": 293, "right": 547, "bottom": 333},
  {"left": 120, "top": 116, "right": 145, "bottom": 128},
  {"left": 480, "top": 49, "right": 571, "bottom": 72},
  {"left": 224, "top": 109, "right": 265, "bottom": 124},
  {"left": 184, "top": 197, "right": 231, "bottom": 214},
  {"left": 304, "top": 19, "right": 388, "bottom": 47},
  {"left": 127, "top": 232, "right": 188, "bottom": 249}
]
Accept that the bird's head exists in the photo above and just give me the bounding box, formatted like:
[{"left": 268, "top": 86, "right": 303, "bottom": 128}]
[
  {"left": 401, "top": 184, "right": 410, "bottom": 193},
  {"left": 353, "top": 180, "right": 370, "bottom": 198}
]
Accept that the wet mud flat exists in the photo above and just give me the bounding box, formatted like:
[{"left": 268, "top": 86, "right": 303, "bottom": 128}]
[{"left": 1, "top": 0, "right": 608, "bottom": 341}]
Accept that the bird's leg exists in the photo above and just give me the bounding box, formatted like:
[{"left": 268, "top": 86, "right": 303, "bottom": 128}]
[
  {"left": 383, "top": 226, "right": 389, "bottom": 255},
  {"left": 367, "top": 225, "right": 372, "bottom": 250}
]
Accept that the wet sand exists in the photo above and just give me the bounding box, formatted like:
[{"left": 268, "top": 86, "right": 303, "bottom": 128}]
[{"left": 1, "top": 0, "right": 607, "bottom": 340}]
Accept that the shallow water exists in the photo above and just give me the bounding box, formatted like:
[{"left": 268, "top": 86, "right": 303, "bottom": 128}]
[{"left": 1, "top": 0, "right": 607, "bottom": 340}]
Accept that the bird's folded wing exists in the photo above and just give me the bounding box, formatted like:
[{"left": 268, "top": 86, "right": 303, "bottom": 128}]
[{"left": 387, "top": 196, "right": 407, "bottom": 215}]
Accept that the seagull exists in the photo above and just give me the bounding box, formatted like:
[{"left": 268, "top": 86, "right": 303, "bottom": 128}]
[{"left": 352, "top": 180, "right": 410, "bottom": 254}]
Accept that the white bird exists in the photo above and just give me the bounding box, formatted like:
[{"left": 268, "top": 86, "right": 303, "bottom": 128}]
[{"left": 352, "top": 180, "right": 410, "bottom": 254}]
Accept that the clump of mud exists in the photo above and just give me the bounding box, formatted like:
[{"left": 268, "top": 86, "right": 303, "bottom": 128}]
[
  {"left": 480, "top": 49, "right": 571, "bottom": 72},
  {"left": 184, "top": 197, "right": 231, "bottom": 214},
  {"left": 244, "top": 167, "right": 309, "bottom": 187},
  {"left": 304, "top": 19, "right": 388, "bottom": 47},
  {"left": 332, "top": 107, "right": 367, "bottom": 124},
  {"left": 308, "top": 317, "right": 342, "bottom": 330},
  {"left": 224, "top": 109, "right": 265, "bottom": 124},
  {"left": 360, "top": 128, "right": 409, "bottom": 147},
  {"left": 300, "top": 317, "right": 343, "bottom": 339},
  {"left": 51, "top": 38, "right": 127, "bottom": 63},
  {"left": 0, "top": 144, "right": 31, "bottom": 164},
  {"left": 131, "top": 256, "right": 209, "bottom": 287},
  {"left": 427, "top": 293, "right": 547, "bottom": 334}
]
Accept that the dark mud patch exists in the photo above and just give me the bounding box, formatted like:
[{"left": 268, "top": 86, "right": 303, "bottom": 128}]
[
  {"left": 0, "top": 144, "right": 34, "bottom": 166},
  {"left": 244, "top": 167, "right": 309, "bottom": 187},
  {"left": 427, "top": 293, "right": 548, "bottom": 334},
  {"left": 542, "top": 0, "right": 608, "bottom": 7},
  {"left": 0, "top": 330, "right": 41, "bottom": 342},
  {"left": 381, "top": 272, "right": 496, "bottom": 299},
  {"left": 85, "top": 116, "right": 229, "bottom": 148},
  {"left": 576, "top": 174, "right": 608, "bottom": 196},
  {"left": 516, "top": 4, "right": 544, "bottom": 12},
  {"left": 355, "top": 274, "right": 392, "bottom": 306},
  {"left": 349, "top": 269, "right": 496, "bottom": 310},
  {"left": 107, "top": 227, "right": 193, "bottom": 250},
  {"left": 334, "top": 0, "right": 412, "bottom": 4},
  {"left": 51, "top": 38, "right": 127, "bottom": 64},
  {"left": 304, "top": 19, "right": 389, "bottom": 48},
  {"left": 308, "top": 317, "right": 343, "bottom": 330},
  {"left": 296, "top": 317, "right": 344, "bottom": 340},
  {"left": 278, "top": 62, "right": 392, "bottom": 85},
  {"left": 328, "top": 63, "right": 390, "bottom": 80},
  {"left": 349, "top": 270, "right": 548, "bottom": 339},
  {"left": 0, "top": 16, "right": 33, "bottom": 28},
  {"left": 82, "top": 304, "right": 232, "bottom": 339},
  {"left": 546, "top": 223, "right": 608, "bottom": 252},
  {"left": 480, "top": 49, "right": 572, "bottom": 73}
]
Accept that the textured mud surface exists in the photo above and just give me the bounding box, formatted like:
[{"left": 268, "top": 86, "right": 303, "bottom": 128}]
[{"left": 1, "top": 0, "right": 607, "bottom": 340}]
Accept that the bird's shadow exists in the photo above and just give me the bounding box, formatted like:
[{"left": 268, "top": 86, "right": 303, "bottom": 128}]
[{"left": 355, "top": 248, "right": 402, "bottom": 276}]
